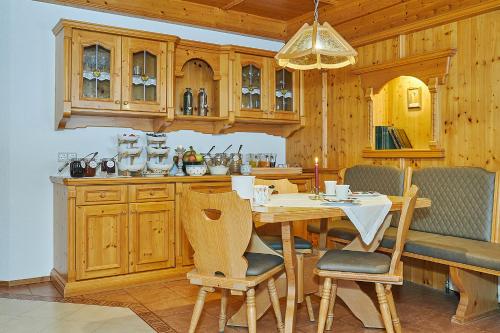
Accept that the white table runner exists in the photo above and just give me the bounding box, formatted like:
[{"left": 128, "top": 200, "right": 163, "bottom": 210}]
[{"left": 262, "top": 193, "right": 392, "bottom": 245}]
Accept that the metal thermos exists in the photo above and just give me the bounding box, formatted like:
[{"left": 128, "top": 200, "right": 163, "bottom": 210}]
[
  {"left": 183, "top": 88, "right": 193, "bottom": 115},
  {"left": 198, "top": 88, "right": 208, "bottom": 116}
]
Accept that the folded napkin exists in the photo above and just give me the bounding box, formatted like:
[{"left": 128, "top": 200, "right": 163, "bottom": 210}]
[{"left": 264, "top": 193, "right": 392, "bottom": 245}]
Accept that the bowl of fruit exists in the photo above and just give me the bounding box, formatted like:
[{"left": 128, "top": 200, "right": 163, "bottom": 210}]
[{"left": 181, "top": 146, "right": 205, "bottom": 173}]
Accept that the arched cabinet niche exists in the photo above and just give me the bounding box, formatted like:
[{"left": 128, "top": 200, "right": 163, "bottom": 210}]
[
  {"left": 353, "top": 49, "right": 456, "bottom": 159},
  {"left": 166, "top": 41, "right": 231, "bottom": 133}
]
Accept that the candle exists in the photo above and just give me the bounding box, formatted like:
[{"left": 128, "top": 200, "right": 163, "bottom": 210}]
[{"left": 314, "top": 157, "right": 319, "bottom": 194}]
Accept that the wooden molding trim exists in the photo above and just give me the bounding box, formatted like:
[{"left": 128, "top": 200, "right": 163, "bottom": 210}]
[
  {"left": 362, "top": 149, "right": 445, "bottom": 159},
  {"left": 38, "top": 0, "right": 287, "bottom": 41},
  {"left": 0, "top": 276, "right": 51, "bottom": 287},
  {"left": 352, "top": 49, "right": 457, "bottom": 92}
]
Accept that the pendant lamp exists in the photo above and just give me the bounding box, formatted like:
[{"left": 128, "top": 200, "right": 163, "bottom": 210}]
[{"left": 275, "top": 0, "right": 357, "bottom": 70}]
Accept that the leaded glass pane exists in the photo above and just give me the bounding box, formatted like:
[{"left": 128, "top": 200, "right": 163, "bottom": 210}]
[
  {"left": 82, "top": 45, "right": 111, "bottom": 99},
  {"left": 132, "top": 51, "right": 157, "bottom": 102},
  {"left": 241, "top": 64, "right": 261, "bottom": 109},
  {"left": 275, "top": 69, "right": 293, "bottom": 111}
]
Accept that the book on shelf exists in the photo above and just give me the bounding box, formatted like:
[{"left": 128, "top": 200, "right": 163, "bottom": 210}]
[{"left": 375, "top": 126, "right": 412, "bottom": 150}]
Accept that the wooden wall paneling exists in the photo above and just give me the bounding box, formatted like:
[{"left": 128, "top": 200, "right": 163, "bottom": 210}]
[{"left": 286, "top": 70, "right": 324, "bottom": 168}]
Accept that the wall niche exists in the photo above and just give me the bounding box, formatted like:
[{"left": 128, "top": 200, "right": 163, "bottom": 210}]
[
  {"left": 353, "top": 49, "right": 457, "bottom": 159},
  {"left": 373, "top": 76, "right": 431, "bottom": 150}
]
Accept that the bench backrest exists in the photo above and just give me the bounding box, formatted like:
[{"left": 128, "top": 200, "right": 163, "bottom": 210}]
[
  {"left": 342, "top": 165, "right": 405, "bottom": 196},
  {"left": 411, "top": 167, "right": 496, "bottom": 241}
]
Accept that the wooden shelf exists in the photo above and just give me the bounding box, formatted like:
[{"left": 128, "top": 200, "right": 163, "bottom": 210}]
[
  {"left": 362, "top": 148, "right": 445, "bottom": 159},
  {"left": 174, "top": 115, "right": 228, "bottom": 122}
]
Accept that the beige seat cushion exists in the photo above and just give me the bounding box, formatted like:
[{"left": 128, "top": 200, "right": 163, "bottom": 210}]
[{"left": 317, "top": 249, "right": 391, "bottom": 274}]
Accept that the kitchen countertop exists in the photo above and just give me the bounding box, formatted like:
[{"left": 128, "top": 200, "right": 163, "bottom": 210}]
[{"left": 50, "top": 173, "right": 314, "bottom": 186}]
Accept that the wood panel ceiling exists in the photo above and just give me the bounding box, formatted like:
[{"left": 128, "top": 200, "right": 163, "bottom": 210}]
[{"left": 38, "top": 0, "right": 500, "bottom": 45}]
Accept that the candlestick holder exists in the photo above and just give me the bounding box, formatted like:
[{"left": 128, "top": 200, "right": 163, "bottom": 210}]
[{"left": 310, "top": 187, "right": 322, "bottom": 200}]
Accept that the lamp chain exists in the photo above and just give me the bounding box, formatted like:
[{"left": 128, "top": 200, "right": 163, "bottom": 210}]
[{"left": 314, "top": 0, "right": 319, "bottom": 22}]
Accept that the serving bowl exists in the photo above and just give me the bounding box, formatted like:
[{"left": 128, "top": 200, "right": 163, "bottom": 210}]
[
  {"left": 208, "top": 165, "right": 229, "bottom": 175},
  {"left": 186, "top": 164, "right": 207, "bottom": 176}
]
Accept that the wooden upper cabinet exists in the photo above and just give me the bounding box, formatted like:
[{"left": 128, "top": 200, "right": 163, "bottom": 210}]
[
  {"left": 121, "top": 37, "right": 167, "bottom": 113},
  {"left": 71, "top": 29, "right": 122, "bottom": 110},
  {"left": 234, "top": 53, "right": 270, "bottom": 119},
  {"left": 269, "top": 66, "right": 300, "bottom": 121},
  {"left": 129, "top": 201, "right": 175, "bottom": 272},
  {"left": 75, "top": 204, "right": 129, "bottom": 280}
]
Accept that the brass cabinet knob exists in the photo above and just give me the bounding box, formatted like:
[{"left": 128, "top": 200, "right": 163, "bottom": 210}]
[
  {"left": 123, "top": 101, "right": 129, "bottom": 105},
  {"left": 114, "top": 100, "right": 120, "bottom": 104},
  {"left": 99, "top": 192, "right": 106, "bottom": 198}
]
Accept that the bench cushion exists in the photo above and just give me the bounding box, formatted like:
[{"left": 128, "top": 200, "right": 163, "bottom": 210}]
[
  {"left": 411, "top": 167, "right": 496, "bottom": 241},
  {"left": 323, "top": 222, "right": 500, "bottom": 272},
  {"left": 404, "top": 233, "right": 500, "bottom": 272},
  {"left": 261, "top": 235, "right": 313, "bottom": 251},
  {"left": 317, "top": 249, "right": 391, "bottom": 274},
  {"left": 244, "top": 252, "right": 284, "bottom": 276}
]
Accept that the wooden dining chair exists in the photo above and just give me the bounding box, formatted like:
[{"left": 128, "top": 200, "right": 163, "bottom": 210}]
[
  {"left": 181, "top": 190, "right": 285, "bottom": 333},
  {"left": 254, "top": 178, "right": 316, "bottom": 321},
  {"left": 314, "top": 185, "right": 419, "bottom": 333}
]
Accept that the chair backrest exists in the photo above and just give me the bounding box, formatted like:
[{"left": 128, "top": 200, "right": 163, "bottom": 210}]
[
  {"left": 389, "top": 185, "right": 419, "bottom": 274},
  {"left": 411, "top": 167, "right": 496, "bottom": 241},
  {"left": 340, "top": 165, "right": 405, "bottom": 196},
  {"left": 181, "top": 190, "right": 252, "bottom": 279},
  {"left": 255, "top": 178, "right": 299, "bottom": 194}
]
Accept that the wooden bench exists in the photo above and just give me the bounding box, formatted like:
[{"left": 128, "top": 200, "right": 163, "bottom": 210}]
[{"left": 309, "top": 165, "right": 500, "bottom": 324}]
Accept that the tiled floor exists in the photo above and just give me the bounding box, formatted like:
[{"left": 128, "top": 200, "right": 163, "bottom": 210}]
[{"left": 1, "top": 280, "right": 500, "bottom": 332}]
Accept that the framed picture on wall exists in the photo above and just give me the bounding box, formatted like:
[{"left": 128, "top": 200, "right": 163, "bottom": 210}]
[{"left": 407, "top": 87, "right": 422, "bottom": 109}]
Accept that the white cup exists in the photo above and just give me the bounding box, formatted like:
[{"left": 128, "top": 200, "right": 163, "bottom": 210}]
[
  {"left": 253, "top": 185, "right": 271, "bottom": 206},
  {"left": 231, "top": 176, "right": 255, "bottom": 200},
  {"left": 336, "top": 185, "right": 350, "bottom": 200},
  {"left": 324, "top": 181, "right": 337, "bottom": 195}
]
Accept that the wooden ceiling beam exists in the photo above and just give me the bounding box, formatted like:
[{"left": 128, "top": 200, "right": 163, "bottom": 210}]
[
  {"left": 36, "top": 0, "right": 288, "bottom": 40},
  {"left": 221, "top": 0, "right": 245, "bottom": 10}
]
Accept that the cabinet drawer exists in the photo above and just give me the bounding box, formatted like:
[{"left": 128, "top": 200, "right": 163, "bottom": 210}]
[
  {"left": 186, "top": 182, "right": 232, "bottom": 194},
  {"left": 129, "top": 184, "right": 175, "bottom": 202},
  {"left": 76, "top": 186, "right": 127, "bottom": 205}
]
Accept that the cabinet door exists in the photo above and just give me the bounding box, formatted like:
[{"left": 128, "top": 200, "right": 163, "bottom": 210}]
[
  {"left": 269, "top": 67, "right": 300, "bottom": 121},
  {"left": 122, "top": 37, "right": 167, "bottom": 113},
  {"left": 234, "top": 54, "right": 269, "bottom": 119},
  {"left": 76, "top": 204, "right": 128, "bottom": 280},
  {"left": 71, "top": 30, "right": 121, "bottom": 110},
  {"left": 129, "top": 202, "right": 175, "bottom": 272}
]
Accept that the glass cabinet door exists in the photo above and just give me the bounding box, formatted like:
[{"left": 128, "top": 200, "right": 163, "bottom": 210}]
[
  {"left": 122, "top": 38, "right": 166, "bottom": 113},
  {"left": 275, "top": 68, "right": 293, "bottom": 112},
  {"left": 72, "top": 30, "right": 121, "bottom": 110},
  {"left": 241, "top": 64, "right": 261, "bottom": 109}
]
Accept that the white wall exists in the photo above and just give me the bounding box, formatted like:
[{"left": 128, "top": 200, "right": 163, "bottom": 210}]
[
  {"left": 0, "top": 0, "right": 12, "bottom": 280},
  {"left": 3, "top": 0, "right": 285, "bottom": 280}
]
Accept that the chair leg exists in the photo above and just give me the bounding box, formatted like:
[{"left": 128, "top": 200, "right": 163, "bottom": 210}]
[
  {"left": 267, "top": 278, "right": 285, "bottom": 333},
  {"left": 219, "top": 289, "right": 229, "bottom": 332},
  {"left": 189, "top": 287, "right": 209, "bottom": 333},
  {"left": 385, "top": 285, "right": 402, "bottom": 333},
  {"left": 375, "top": 283, "right": 395, "bottom": 333},
  {"left": 325, "top": 280, "right": 337, "bottom": 331},
  {"left": 317, "top": 278, "right": 332, "bottom": 333},
  {"left": 246, "top": 288, "right": 257, "bottom": 333},
  {"left": 305, "top": 295, "right": 315, "bottom": 322}
]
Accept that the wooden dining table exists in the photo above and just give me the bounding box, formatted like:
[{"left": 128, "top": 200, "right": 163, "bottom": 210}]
[{"left": 227, "top": 195, "right": 431, "bottom": 333}]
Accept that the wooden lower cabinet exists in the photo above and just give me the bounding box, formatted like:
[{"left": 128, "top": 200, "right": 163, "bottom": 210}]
[
  {"left": 51, "top": 175, "right": 313, "bottom": 296},
  {"left": 76, "top": 204, "right": 129, "bottom": 280},
  {"left": 129, "top": 201, "right": 175, "bottom": 272}
]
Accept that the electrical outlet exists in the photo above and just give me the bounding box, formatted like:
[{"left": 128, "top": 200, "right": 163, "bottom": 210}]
[
  {"left": 57, "top": 152, "right": 68, "bottom": 162},
  {"left": 67, "top": 152, "right": 78, "bottom": 160}
]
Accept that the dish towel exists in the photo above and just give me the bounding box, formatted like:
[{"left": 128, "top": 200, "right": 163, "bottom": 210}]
[{"left": 263, "top": 193, "right": 392, "bottom": 245}]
